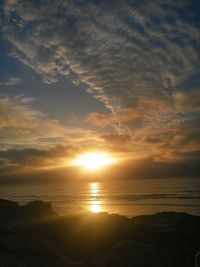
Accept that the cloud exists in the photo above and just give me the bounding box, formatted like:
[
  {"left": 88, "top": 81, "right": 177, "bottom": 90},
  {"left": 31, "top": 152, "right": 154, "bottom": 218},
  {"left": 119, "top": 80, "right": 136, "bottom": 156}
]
[
  {"left": 0, "top": 97, "right": 99, "bottom": 148},
  {"left": 0, "top": 145, "right": 73, "bottom": 165},
  {"left": 86, "top": 112, "right": 113, "bottom": 128},
  {"left": 137, "top": 97, "right": 172, "bottom": 113},
  {"left": 119, "top": 155, "right": 200, "bottom": 179},
  {"left": 2, "top": 0, "right": 200, "bottom": 132},
  {"left": 14, "top": 94, "right": 35, "bottom": 103},
  {"left": 0, "top": 77, "right": 22, "bottom": 86},
  {"left": 144, "top": 136, "right": 162, "bottom": 144},
  {"left": 0, "top": 145, "right": 79, "bottom": 175},
  {"left": 100, "top": 134, "right": 132, "bottom": 152},
  {"left": 174, "top": 90, "right": 200, "bottom": 111},
  {"left": 86, "top": 108, "right": 140, "bottom": 128},
  {"left": 0, "top": 97, "right": 42, "bottom": 129}
]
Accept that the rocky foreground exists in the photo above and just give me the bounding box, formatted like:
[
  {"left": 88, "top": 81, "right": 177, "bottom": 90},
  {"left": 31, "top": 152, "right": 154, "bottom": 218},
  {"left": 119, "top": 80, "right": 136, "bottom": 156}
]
[{"left": 0, "top": 199, "right": 199, "bottom": 267}]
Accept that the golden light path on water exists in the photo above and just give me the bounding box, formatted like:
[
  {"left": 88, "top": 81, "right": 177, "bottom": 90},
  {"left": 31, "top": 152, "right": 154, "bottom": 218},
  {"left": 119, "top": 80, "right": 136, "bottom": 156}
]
[{"left": 89, "top": 182, "right": 102, "bottom": 213}]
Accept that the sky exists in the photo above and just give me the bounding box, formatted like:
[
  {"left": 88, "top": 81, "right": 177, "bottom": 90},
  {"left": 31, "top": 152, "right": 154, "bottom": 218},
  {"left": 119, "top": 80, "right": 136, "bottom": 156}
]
[{"left": 0, "top": 0, "right": 200, "bottom": 179}]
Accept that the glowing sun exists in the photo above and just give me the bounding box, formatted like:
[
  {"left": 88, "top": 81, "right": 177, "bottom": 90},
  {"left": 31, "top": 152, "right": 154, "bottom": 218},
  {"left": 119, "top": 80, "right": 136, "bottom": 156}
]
[{"left": 72, "top": 152, "right": 115, "bottom": 170}]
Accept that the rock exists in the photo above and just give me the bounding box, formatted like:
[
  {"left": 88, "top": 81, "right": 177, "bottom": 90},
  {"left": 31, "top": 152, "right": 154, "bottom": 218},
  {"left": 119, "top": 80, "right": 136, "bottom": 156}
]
[
  {"left": 21, "top": 200, "right": 56, "bottom": 219},
  {"left": 94, "top": 241, "right": 167, "bottom": 267},
  {"left": 0, "top": 199, "right": 19, "bottom": 217},
  {"left": 0, "top": 200, "right": 199, "bottom": 267},
  {"left": 195, "top": 250, "right": 200, "bottom": 267},
  {"left": 0, "top": 199, "right": 19, "bottom": 232}
]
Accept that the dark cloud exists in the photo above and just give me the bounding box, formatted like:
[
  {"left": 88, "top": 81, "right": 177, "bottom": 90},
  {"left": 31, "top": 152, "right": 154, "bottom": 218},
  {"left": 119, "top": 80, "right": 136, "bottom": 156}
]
[
  {"left": 0, "top": 145, "right": 77, "bottom": 175},
  {"left": 0, "top": 145, "right": 72, "bottom": 163},
  {"left": 105, "top": 155, "right": 200, "bottom": 179}
]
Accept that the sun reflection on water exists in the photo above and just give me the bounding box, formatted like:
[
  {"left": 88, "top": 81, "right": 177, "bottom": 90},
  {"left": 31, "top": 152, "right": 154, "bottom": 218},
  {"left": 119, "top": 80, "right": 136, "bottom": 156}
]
[
  {"left": 90, "top": 182, "right": 100, "bottom": 195},
  {"left": 90, "top": 200, "right": 102, "bottom": 213},
  {"left": 89, "top": 182, "right": 102, "bottom": 213}
]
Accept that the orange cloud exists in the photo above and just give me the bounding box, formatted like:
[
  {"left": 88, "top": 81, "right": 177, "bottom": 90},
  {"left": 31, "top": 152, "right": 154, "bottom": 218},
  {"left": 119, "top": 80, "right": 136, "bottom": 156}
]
[
  {"left": 86, "top": 108, "right": 140, "bottom": 128},
  {"left": 86, "top": 112, "right": 113, "bottom": 128},
  {"left": 0, "top": 97, "right": 100, "bottom": 148},
  {"left": 0, "top": 97, "right": 42, "bottom": 129},
  {"left": 174, "top": 90, "right": 200, "bottom": 111},
  {"left": 101, "top": 134, "right": 132, "bottom": 147},
  {"left": 138, "top": 97, "right": 172, "bottom": 112}
]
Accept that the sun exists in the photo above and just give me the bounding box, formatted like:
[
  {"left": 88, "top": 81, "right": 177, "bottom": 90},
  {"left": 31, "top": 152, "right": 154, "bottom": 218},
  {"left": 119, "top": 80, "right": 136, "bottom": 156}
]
[{"left": 72, "top": 152, "right": 115, "bottom": 170}]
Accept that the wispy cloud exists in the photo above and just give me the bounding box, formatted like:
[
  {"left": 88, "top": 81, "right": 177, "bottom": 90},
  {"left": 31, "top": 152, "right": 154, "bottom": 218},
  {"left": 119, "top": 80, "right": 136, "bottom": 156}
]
[
  {"left": 14, "top": 94, "right": 35, "bottom": 103},
  {"left": 0, "top": 77, "right": 22, "bottom": 86},
  {"left": 0, "top": 97, "right": 99, "bottom": 148},
  {"left": 2, "top": 0, "right": 200, "bottom": 133},
  {"left": 86, "top": 108, "right": 140, "bottom": 128}
]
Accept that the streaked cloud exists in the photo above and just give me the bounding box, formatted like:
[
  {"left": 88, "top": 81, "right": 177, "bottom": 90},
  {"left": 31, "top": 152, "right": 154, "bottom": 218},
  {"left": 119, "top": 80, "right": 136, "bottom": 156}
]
[
  {"left": 0, "top": 97, "right": 99, "bottom": 149},
  {"left": 86, "top": 108, "right": 140, "bottom": 128},
  {"left": 174, "top": 90, "right": 200, "bottom": 111},
  {"left": 0, "top": 97, "right": 42, "bottom": 129},
  {"left": 14, "top": 94, "right": 35, "bottom": 103},
  {"left": 2, "top": 0, "right": 200, "bottom": 133},
  {"left": 0, "top": 77, "right": 22, "bottom": 86}
]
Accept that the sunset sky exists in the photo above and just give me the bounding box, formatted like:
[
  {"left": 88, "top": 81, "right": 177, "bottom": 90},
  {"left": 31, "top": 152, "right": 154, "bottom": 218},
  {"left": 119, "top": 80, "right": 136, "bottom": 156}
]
[{"left": 0, "top": 0, "right": 200, "bottom": 179}]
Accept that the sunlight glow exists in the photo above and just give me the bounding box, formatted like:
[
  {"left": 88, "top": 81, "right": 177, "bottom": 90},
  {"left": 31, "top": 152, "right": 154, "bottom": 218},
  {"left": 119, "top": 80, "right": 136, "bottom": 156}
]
[{"left": 72, "top": 152, "right": 115, "bottom": 170}]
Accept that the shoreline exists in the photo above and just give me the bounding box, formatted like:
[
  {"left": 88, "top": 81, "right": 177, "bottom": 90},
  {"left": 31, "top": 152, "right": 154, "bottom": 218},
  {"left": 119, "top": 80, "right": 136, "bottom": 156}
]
[{"left": 1, "top": 177, "right": 199, "bottom": 219}]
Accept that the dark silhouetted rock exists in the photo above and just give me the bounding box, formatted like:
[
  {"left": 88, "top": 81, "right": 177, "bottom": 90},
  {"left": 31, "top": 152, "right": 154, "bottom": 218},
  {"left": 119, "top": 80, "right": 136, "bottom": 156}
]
[
  {"left": 0, "top": 199, "right": 199, "bottom": 267},
  {"left": 0, "top": 199, "right": 19, "bottom": 218},
  {"left": 21, "top": 200, "right": 56, "bottom": 220},
  {"left": 94, "top": 241, "right": 168, "bottom": 267}
]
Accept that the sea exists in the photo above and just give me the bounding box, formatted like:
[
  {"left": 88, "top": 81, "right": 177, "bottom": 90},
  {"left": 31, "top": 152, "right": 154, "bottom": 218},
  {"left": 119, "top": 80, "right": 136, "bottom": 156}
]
[{"left": 0, "top": 178, "right": 199, "bottom": 217}]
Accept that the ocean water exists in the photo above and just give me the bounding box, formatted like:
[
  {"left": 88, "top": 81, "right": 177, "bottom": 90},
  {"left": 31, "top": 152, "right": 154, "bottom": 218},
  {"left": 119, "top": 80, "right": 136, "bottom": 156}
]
[{"left": 0, "top": 178, "right": 199, "bottom": 217}]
